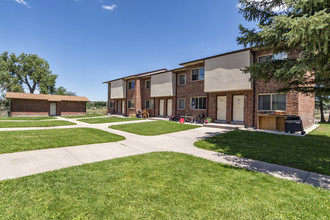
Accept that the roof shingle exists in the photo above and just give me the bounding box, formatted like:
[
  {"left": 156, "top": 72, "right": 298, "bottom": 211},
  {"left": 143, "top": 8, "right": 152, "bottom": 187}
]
[{"left": 6, "top": 92, "right": 90, "bottom": 102}]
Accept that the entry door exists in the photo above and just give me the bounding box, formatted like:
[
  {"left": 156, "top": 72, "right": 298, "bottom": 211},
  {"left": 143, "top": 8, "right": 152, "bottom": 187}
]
[
  {"left": 217, "top": 96, "right": 227, "bottom": 120},
  {"left": 233, "top": 95, "right": 244, "bottom": 121},
  {"left": 122, "top": 101, "right": 125, "bottom": 115},
  {"left": 159, "top": 99, "right": 164, "bottom": 116},
  {"left": 50, "top": 103, "right": 57, "bottom": 116},
  {"left": 117, "top": 101, "right": 121, "bottom": 114},
  {"left": 167, "top": 99, "right": 172, "bottom": 116}
]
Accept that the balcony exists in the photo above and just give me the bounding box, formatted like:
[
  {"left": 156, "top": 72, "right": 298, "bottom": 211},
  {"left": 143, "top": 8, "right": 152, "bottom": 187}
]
[
  {"left": 151, "top": 71, "right": 176, "bottom": 97},
  {"left": 204, "top": 50, "right": 253, "bottom": 92}
]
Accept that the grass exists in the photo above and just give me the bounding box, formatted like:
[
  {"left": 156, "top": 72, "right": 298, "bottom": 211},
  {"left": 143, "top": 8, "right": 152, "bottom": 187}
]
[
  {"left": 86, "top": 108, "right": 108, "bottom": 115},
  {"left": 0, "top": 128, "right": 125, "bottom": 154},
  {"left": 62, "top": 114, "right": 105, "bottom": 119},
  {"left": 0, "top": 152, "right": 328, "bottom": 219},
  {"left": 0, "top": 120, "right": 76, "bottom": 128},
  {"left": 0, "top": 116, "right": 56, "bottom": 120},
  {"left": 79, "top": 116, "right": 140, "bottom": 124},
  {"left": 194, "top": 123, "right": 330, "bottom": 175},
  {"left": 110, "top": 120, "right": 199, "bottom": 135}
]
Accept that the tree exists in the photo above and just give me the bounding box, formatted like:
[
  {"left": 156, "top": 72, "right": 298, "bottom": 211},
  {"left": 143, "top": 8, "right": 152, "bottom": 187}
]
[
  {"left": 237, "top": 0, "right": 330, "bottom": 96},
  {"left": 0, "top": 52, "right": 58, "bottom": 94},
  {"left": 54, "top": 86, "right": 77, "bottom": 96}
]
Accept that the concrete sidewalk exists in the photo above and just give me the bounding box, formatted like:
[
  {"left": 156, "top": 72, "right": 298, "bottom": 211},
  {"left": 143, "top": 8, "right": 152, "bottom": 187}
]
[{"left": 0, "top": 118, "right": 329, "bottom": 190}]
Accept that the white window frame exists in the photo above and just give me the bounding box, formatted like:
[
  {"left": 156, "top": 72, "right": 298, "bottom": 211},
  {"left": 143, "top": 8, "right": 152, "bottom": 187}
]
[
  {"left": 191, "top": 67, "right": 205, "bottom": 81},
  {"left": 178, "top": 98, "right": 185, "bottom": 110},
  {"left": 190, "top": 96, "right": 207, "bottom": 110},
  {"left": 127, "top": 100, "right": 135, "bottom": 109},
  {"left": 128, "top": 80, "right": 135, "bottom": 90},
  {"left": 178, "top": 74, "right": 186, "bottom": 85},
  {"left": 257, "top": 93, "right": 287, "bottom": 111},
  {"left": 145, "top": 99, "right": 153, "bottom": 109},
  {"left": 145, "top": 80, "right": 151, "bottom": 89},
  {"left": 258, "top": 52, "right": 288, "bottom": 63}
]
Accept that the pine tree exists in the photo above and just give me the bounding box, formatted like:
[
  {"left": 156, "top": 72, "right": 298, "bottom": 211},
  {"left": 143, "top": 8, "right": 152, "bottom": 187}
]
[{"left": 237, "top": 0, "right": 330, "bottom": 96}]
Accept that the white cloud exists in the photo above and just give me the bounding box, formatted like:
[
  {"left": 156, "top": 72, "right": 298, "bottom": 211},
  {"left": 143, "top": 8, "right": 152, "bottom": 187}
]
[
  {"left": 102, "top": 4, "right": 117, "bottom": 11},
  {"left": 14, "top": 0, "right": 30, "bottom": 8},
  {"left": 236, "top": 0, "right": 287, "bottom": 13}
]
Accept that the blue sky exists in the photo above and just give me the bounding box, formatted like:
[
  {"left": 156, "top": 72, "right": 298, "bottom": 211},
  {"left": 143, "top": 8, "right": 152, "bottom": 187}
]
[{"left": 0, "top": 0, "right": 255, "bottom": 101}]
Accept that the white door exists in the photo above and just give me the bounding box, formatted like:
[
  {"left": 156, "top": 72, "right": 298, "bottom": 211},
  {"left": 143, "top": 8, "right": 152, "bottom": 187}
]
[
  {"left": 167, "top": 99, "right": 172, "bottom": 116},
  {"left": 159, "top": 99, "right": 164, "bottom": 116},
  {"left": 117, "top": 101, "right": 121, "bottom": 114},
  {"left": 122, "top": 100, "right": 125, "bottom": 115},
  {"left": 233, "top": 95, "right": 244, "bottom": 121},
  {"left": 50, "top": 103, "right": 57, "bottom": 116},
  {"left": 217, "top": 96, "right": 227, "bottom": 120}
]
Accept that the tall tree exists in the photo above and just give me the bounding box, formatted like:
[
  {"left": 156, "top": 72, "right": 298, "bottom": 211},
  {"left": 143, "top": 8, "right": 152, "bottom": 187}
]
[
  {"left": 0, "top": 52, "right": 58, "bottom": 94},
  {"left": 54, "top": 86, "right": 77, "bottom": 96},
  {"left": 237, "top": 0, "right": 330, "bottom": 95}
]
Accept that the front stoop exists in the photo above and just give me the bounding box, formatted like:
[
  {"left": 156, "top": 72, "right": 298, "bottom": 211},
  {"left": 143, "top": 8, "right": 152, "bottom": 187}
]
[{"left": 204, "top": 123, "right": 244, "bottom": 130}]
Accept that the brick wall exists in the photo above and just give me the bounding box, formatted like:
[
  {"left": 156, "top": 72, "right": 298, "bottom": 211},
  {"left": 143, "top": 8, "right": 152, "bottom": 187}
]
[
  {"left": 140, "top": 77, "right": 155, "bottom": 117},
  {"left": 10, "top": 99, "right": 86, "bottom": 116},
  {"left": 59, "top": 101, "right": 86, "bottom": 116},
  {"left": 208, "top": 90, "right": 254, "bottom": 126},
  {"left": 11, "top": 99, "right": 49, "bottom": 116},
  {"left": 175, "top": 63, "right": 207, "bottom": 117}
]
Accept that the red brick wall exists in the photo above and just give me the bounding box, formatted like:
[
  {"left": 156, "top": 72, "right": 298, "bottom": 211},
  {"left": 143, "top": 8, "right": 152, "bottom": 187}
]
[
  {"left": 208, "top": 90, "right": 254, "bottom": 126},
  {"left": 126, "top": 79, "right": 136, "bottom": 116},
  {"left": 140, "top": 77, "right": 155, "bottom": 117},
  {"left": 11, "top": 99, "right": 49, "bottom": 116},
  {"left": 175, "top": 64, "right": 207, "bottom": 117},
  {"left": 10, "top": 99, "right": 86, "bottom": 116},
  {"left": 59, "top": 101, "right": 86, "bottom": 116},
  {"left": 254, "top": 79, "right": 299, "bottom": 126}
]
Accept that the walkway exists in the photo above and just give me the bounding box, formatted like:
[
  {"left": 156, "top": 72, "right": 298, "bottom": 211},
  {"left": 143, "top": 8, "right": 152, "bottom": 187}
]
[{"left": 0, "top": 117, "right": 329, "bottom": 190}]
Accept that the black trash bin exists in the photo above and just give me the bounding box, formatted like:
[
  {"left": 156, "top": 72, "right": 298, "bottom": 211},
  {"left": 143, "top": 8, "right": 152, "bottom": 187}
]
[{"left": 285, "top": 116, "right": 305, "bottom": 135}]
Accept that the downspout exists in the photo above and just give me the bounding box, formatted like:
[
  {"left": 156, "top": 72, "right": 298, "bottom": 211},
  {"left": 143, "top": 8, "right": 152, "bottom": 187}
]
[{"left": 252, "top": 52, "right": 256, "bottom": 127}]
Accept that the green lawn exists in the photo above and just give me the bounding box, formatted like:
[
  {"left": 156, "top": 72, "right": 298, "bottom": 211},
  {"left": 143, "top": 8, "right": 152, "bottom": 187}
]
[
  {"left": 78, "top": 116, "right": 140, "bottom": 124},
  {"left": 0, "top": 120, "right": 76, "bottom": 128},
  {"left": 0, "top": 152, "right": 328, "bottom": 219},
  {"left": 110, "top": 120, "right": 199, "bottom": 135},
  {"left": 0, "top": 116, "right": 56, "bottom": 120},
  {"left": 194, "top": 123, "right": 330, "bottom": 175},
  {"left": 0, "top": 128, "right": 125, "bottom": 154},
  {"left": 62, "top": 114, "right": 105, "bottom": 119}
]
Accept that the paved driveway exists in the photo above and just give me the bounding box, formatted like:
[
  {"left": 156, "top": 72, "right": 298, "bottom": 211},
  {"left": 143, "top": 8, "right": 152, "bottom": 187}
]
[{"left": 0, "top": 117, "right": 329, "bottom": 190}]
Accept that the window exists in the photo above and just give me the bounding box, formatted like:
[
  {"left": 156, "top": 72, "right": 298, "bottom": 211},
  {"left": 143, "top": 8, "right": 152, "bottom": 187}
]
[
  {"left": 191, "top": 68, "right": 205, "bottom": 81},
  {"left": 259, "top": 52, "right": 288, "bottom": 63},
  {"left": 178, "top": 98, "right": 185, "bottom": 110},
  {"left": 127, "top": 100, "right": 135, "bottom": 109},
  {"left": 109, "top": 101, "right": 114, "bottom": 108},
  {"left": 145, "top": 100, "right": 153, "bottom": 109},
  {"left": 258, "top": 94, "right": 286, "bottom": 111},
  {"left": 145, "top": 80, "right": 151, "bottom": 89},
  {"left": 191, "top": 97, "right": 206, "bottom": 110},
  {"left": 128, "top": 80, "right": 135, "bottom": 90},
  {"left": 179, "top": 74, "right": 186, "bottom": 85}
]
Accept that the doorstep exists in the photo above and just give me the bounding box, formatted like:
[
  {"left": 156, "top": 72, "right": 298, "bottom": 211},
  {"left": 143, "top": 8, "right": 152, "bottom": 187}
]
[{"left": 204, "top": 123, "right": 244, "bottom": 130}]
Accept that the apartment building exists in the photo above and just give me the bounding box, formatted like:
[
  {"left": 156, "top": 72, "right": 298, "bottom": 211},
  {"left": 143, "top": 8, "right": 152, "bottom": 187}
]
[{"left": 104, "top": 48, "right": 315, "bottom": 130}]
